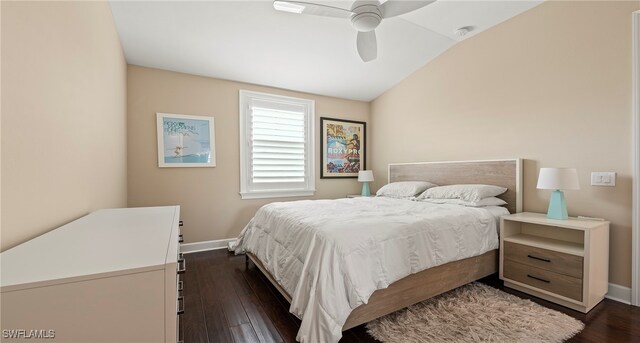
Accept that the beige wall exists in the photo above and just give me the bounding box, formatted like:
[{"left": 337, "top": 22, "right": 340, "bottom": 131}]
[
  {"left": 1, "top": 2, "right": 127, "bottom": 251},
  {"left": 127, "top": 65, "right": 370, "bottom": 243},
  {"left": 371, "top": 1, "right": 640, "bottom": 287}
]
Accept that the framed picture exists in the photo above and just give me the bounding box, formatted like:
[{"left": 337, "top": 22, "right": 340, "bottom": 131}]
[
  {"left": 320, "top": 117, "right": 366, "bottom": 178},
  {"left": 156, "top": 113, "right": 216, "bottom": 167}
]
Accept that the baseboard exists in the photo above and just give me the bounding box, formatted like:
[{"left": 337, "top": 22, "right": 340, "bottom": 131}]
[
  {"left": 605, "top": 283, "right": 632, "bottom": 305},
  {"left": 180, "top": 238, "right": 235, "bottom": 254}
]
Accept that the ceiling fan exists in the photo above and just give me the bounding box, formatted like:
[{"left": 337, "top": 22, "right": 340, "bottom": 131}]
[{"left": 272, "top": 0, "right": 435, "bottom": 62}]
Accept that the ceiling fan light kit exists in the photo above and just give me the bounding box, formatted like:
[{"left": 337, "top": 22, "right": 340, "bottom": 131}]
[
  {"left": 351, "top": 12, "right": 381, "bottom": 32},
  {"left": 273, "top": 0, "right": 435, "bottom": 62}
]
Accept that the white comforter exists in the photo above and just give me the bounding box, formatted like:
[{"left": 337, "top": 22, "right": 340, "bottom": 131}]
[{"left": 235, "top": 197, "right": 507, "bottom": 343}]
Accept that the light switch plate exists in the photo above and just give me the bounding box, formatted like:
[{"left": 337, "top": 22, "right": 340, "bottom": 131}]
[{"left": 591, "top": 172, "right": 616, "bottom": 186}]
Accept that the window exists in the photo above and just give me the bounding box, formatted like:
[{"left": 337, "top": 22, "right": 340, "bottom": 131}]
[{"left": 239, "top": 90, "right": 315, "bottom": 199}]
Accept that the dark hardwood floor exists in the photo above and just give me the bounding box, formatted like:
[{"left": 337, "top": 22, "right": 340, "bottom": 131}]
[{"left": 182, "top": 249, "right": 640, "bottom": 343}]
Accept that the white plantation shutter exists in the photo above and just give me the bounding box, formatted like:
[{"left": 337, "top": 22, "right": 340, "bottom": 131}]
[
  {"left": 251, "top": 107, "right": 306, "bottom": 183},
  {"left": 239, "top": 91, "right": 315, "bottom": 199}
]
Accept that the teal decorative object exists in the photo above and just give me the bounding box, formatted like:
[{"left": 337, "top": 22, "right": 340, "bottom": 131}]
[
  {"left": 361, "top": 182, "right": 371, "bottom": 196},
  {"left": 547, "top": 190, "right": 568, "bottom": 220}
]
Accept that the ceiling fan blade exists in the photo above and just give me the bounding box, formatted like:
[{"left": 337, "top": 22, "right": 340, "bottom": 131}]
[
  {"left": 357, "top": 30, "right": 377, "bottom": 62},
  {"left": 273, "top": 1, "right": 353, "bottom": 18},
  {"left": 379, "top": 0, "right": 435, "bottom": 18}
]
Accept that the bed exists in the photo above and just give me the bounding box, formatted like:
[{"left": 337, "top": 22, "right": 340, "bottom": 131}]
[{"left": 235, "top": 159, "right": 522, "bottom": 342}]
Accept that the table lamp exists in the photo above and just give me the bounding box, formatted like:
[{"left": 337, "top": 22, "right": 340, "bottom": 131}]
[
  {"left": 536, "top": 168, "right": 580, "bottom": 220},
  {"left": 358, "top": 170, "right": 374, "bottom": 196}
]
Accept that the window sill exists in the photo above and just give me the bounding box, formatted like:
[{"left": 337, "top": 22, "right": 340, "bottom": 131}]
[{"left": 240, "top": 190, "right": 316, "bottom": 200}]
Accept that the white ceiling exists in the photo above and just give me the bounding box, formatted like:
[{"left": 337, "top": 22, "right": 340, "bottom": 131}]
[{"left": 109, "top": 0, "right": 541, "bottom": 101}]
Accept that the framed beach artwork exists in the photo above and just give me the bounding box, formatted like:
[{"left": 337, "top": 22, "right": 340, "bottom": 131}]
[
  {"left": 156, "top": 113, "right": 216, "bottom": 167},
  {"left": 320, "top": 117, "right": 366, "bottom": 178}
]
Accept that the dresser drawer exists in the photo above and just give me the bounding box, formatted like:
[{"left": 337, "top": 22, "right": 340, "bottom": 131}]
[
  {"left": 504, "top": 241, "right": 583, "bottom": 278},
  {"left": 503, "top": 260, "right": 582, "bottom": 301}
]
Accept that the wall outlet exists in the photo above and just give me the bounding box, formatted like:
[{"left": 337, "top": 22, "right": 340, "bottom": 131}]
[{"left": 591, "top": 172, "right": 616, "bottom": 186}]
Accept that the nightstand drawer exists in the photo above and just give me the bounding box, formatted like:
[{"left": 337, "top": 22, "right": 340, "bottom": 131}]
[
  {"left": 504, "top": 260, "right": 582, "bottom": 301},
  {"left": 504, "top": 241, "right": 583, "bottom": 278}
]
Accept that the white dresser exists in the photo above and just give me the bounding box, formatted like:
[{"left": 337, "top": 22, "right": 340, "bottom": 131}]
[{"left": 0, "top": 206, "right": 183, "bottom": 342}]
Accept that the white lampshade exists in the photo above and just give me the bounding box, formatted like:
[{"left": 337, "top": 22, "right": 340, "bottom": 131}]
[
  {"left": 537, "top": 168, "right": 580, "bottom": 190},
  {"left": 358, "top": 170, "right": 374, "bottom": 182}
]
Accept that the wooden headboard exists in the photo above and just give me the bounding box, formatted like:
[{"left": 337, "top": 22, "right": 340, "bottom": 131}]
[{"left": 388, "top": 159, "right": 522, "bottom": 213}]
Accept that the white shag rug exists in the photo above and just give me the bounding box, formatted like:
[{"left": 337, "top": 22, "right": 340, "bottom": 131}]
[{"left": 366, "top": 282, "right": 584, "bottom": 343}]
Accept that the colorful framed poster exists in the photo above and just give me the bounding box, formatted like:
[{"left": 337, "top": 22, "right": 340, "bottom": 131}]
[
  {"left": 156, "top": 113, "right": 216, "bottom": 167},
  {"left": 320, "top": 117, "right": 366, "bottom": 178}
]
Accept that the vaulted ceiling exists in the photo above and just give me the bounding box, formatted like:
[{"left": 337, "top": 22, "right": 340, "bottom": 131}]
[{"left": 110, "top": 0, "right": 542, "bottom": 101}]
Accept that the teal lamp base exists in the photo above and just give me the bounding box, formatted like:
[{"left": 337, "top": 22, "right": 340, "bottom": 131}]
[
  {"left": 547, "top": 190, "right": 568, "bottom": 220},
  {"left": 361, "top": 182, "right": 371, "bottom": 196}
]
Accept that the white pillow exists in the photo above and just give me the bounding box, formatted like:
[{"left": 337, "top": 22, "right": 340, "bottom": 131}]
[
  {"left": 417, "top": 196, "right": 507, "bottom": 207},
  {"left": 376, "top": 181, "right": 438, "bottom": 199},
  {"left": 418, "top": 184, "right": 508, "bottom": 202}
]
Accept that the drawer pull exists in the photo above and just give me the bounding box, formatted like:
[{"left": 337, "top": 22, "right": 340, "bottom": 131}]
[
  {"left": 527, "top": 254, "right": 551, "bottom": 263},
  {"left": 178, "top": 258, "right": 186, "bottom": 274},
  {"left": 179, "top": 234, "right": 184, "bottom": 243},
  {"left": 179, "top": 220, "right": 184, "bottom": 227},
  {"left": 178, "top": 280, "right": 184, "bottom": 292},
  {"left": 177, "top": 296, "right": 185, "bottom": 315},
  {"left": 527, "top": 274, "right": 550, "bottom": 283}
]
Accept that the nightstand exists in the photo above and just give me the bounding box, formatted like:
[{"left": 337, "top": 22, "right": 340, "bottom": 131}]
[
  {"left": 499, "top": 212, "right": 609, "bottom": 313},
  {"left": 347, "top": 194, "right": 374, "bottom": 198}
]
